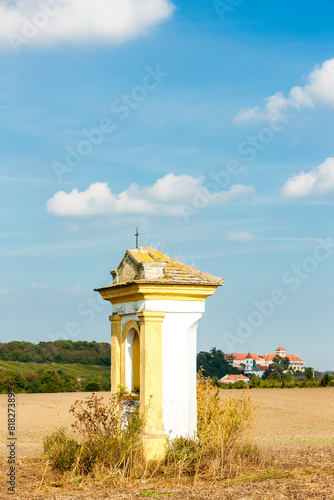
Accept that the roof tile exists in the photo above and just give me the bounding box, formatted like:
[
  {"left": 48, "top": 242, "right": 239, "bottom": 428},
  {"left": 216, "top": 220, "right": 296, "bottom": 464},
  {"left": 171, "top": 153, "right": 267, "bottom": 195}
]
[{"left": 111, "top": 247, "right": 224, "bottom": 286}]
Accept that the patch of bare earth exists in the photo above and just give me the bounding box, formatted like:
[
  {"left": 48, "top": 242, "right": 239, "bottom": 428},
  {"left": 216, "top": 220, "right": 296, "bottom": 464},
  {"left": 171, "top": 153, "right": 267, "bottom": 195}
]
[{"left": 1, "top": 388, "right": 334, "bottom": 498}]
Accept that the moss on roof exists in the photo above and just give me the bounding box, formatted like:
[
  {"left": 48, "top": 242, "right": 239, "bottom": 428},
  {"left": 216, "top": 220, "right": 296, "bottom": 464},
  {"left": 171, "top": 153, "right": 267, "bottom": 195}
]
[
  {"left": 130, "top": 247, "right": 223, "bottom": 285},
  {"left": 109, "top": 247, "right": 224, "bottom": 287}
]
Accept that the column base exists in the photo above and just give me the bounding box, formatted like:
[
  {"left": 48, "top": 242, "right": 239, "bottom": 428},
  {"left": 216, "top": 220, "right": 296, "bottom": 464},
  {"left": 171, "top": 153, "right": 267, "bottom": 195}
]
[{"left": 142, "top": 434, "right": 168, "bottom": 461}]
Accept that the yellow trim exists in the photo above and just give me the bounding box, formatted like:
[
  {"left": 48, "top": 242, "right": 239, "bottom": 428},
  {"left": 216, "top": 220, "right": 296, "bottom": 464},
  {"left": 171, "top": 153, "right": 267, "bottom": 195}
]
[
  {"left": 109, "top": 315, "right": 122, "bottom": 394},
  {"left": 99, "top": 283, "right": 218, "bottom": 304},
  {"left": 142, "top": 435, "right": 168, "bottom": 461},
  {"left": 137, "top": 311, "right": 166, "bottom": 459}
]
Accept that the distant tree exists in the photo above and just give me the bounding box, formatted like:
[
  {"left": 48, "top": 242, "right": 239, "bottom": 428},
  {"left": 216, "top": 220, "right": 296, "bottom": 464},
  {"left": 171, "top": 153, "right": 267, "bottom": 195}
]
[
  {"left": 38, "top": 370, "right": 63, "bottom": 393},
  {"left": 249, "top": 376, "right": 262, "bottom": 388},
  {"left": 266, "top": 368, "right": 281, "bottom": 382},
  {"left": 197, "top": 348, "right": 240, "bottom": 379},
  {"left": 264, "top": 356, "right": 292, "bottom": 384},
  {"left": 284, "top": 370, "right": 293, "bottom": 381},
  {"left": 320, "top": 373, "right": 331, "bottom": 387},
  {"left": 304, "top": 367, "right": 314, "bottom": 380},
  {"left": 269, "top": 368, "right": 280, "bottom": 381},
  {"left": 273, "top": 355, "right": 290, "bottom": 371},
  {"left": 0, "top": 371, "right": 26, "bottom": 392},
  {"left": 24, "top": 371, "right": 41, "bottom": 392},
  {"left": 84, "top": 381, "right": 101, "bottom": 392}
]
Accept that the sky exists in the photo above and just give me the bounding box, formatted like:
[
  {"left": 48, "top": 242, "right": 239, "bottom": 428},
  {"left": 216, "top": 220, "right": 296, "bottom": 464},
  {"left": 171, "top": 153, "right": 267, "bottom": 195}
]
[{"left": 0, "top": 0, "right": 334, "bottom": 370}]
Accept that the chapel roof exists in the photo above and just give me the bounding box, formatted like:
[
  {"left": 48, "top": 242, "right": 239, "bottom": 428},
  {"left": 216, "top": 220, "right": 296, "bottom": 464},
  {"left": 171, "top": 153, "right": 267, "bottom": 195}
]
[{"left": 97, "top": 247, "right": 224, "bottom": 289}]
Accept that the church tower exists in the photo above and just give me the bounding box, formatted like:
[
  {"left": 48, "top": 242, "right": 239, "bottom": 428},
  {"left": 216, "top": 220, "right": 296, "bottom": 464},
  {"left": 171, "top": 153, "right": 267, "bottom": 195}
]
[{"left": 244, "top": 352, "right": 254, "bottom": 372}]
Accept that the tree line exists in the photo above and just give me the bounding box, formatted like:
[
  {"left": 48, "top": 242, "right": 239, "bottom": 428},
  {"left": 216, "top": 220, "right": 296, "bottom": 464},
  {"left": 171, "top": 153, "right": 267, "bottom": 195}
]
[
  {"left": 0, "top": 340, "right": 111, "bottom": 365},
  {"left": 219, "top": 373, "right": 334, "bottom": 389},
  {"left": 197, "top": 348, "right": 241, "bottom": 378},
  {"left": 197, "top": 347, "right": 333, "bottom": 389},
  {"left": 0, "top": 368, "right": 111, "bottom": 394}
]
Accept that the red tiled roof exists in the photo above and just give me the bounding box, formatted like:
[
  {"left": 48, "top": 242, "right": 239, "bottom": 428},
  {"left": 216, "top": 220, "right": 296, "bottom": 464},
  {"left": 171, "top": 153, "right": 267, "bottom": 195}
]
[
  {"left": 229, "top": 353, "right": 262, "bottom": 361},
  {"left": 228, "top": 350, "right": 304, "bottom": 363},
  {"left": 263, "top": 353, "right": 304, "bottom": 362},
  {"left": 276, "top": 346, "right": 286, "bottom": 351},
  {"left": 263, "top": 354, "right": 276, "bottom": 361},
  {"left": 287, "top": 354, "right": 304, "bottom": 362},
  {"left": 222, "top": 374, "right": 249, "bottom": 381},
  {"left": 256, "top": 364, "right": 268, "bottom": 371}
]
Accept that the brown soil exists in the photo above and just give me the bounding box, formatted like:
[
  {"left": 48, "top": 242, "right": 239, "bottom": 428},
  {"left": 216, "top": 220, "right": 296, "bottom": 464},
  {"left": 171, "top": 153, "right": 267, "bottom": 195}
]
[
  {"left": 1, "top": 388, "right": 334, "bottom": 499},
  {"left": 220, "top": 387, "right": 334, "bottom": 447}
]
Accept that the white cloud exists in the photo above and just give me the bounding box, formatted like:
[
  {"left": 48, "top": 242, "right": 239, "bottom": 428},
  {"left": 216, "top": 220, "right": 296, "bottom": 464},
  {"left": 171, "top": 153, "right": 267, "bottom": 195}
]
[
  {"left": 46, "top": 173, "right": 255, "bottom": 218},
  {"left": 61, "top": 284, "right": 88, "bottom": 295},
  {"left": 234, "top": 58, "right": 334, "bottom": 123},
  {"left": 31, "top": 282, "right": 88, "bottom": 294},
  {"left": 226, "top": 231, "right": 254, "bottom": 243},
  {"left": 0, "top": 0, "right": 175, "bottom": 51},
  {"left": 281, "top": 157, "right": 334, "bottom": 198},
  {"left": 31, "top": 282, "right": 50, "bottom": 289}
]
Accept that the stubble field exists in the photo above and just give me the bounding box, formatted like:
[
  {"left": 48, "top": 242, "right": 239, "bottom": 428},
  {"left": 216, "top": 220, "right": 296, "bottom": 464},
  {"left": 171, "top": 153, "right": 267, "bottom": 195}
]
[{"left": 1, "top": 388, "right": 334, "bottom": 499}]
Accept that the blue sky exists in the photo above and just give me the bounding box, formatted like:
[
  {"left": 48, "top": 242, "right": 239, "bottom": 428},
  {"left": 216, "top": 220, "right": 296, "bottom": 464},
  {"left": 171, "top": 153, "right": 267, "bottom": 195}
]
[{"left": 1, "top": 0, "right": 334, "bottom": 370}]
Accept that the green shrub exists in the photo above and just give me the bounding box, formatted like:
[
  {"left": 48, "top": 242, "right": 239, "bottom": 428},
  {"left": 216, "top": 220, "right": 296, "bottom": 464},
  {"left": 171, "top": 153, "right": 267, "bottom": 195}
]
[
  {"left": 44, "top": 393, "right": 144, "bottom": 477},
  {"left": 44, "top": 428, "right": 80, "bottom": 471},
  {"left": 233, "top": 381, "right": 248, "bottom": 389},
  {"left": 249, "top": 377, "right": 262, "bottom": 388},
  {"left": 282, "top": 380, "right": 297, "bottom": 388},
  {"left": 84, "top": 381, "right": 101, "bottom": 392},
  {"left": 166, "top": 372, "right": 254, "bottom": 479},
  {"left": 320, "top": 374, "right": 331, "bottom": 387}
]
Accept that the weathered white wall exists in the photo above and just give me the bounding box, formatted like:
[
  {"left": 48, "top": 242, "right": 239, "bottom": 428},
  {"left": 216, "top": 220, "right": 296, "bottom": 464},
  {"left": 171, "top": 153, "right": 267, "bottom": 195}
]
[
  {"left": 161, "top": 311, "right": 201, "bottom": 438},
  {"left": 113, "top": 299, "right": 205, "bottom": 439}
]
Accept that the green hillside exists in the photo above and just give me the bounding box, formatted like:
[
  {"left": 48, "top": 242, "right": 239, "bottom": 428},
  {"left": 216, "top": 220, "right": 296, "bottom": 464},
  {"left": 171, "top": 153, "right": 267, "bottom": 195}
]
[{"left": 0, "top": 361, "right": 110, "bottom": 394}]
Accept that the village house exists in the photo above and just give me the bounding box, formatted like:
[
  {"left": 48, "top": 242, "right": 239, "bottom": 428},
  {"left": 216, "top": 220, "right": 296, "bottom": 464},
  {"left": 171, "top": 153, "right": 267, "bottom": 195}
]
[
  {"left": 225, "top": 346, "right": 305, "bottom": 372},
  {"left": 220, "top": 374, "right": 250, "bottom": 384}
]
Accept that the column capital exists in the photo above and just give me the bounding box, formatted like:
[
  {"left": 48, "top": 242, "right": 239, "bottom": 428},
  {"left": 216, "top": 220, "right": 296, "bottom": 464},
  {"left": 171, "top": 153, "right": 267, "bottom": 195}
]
[
  {"left": 109, "top": 314, "right": 122, "bottom": 324},
  {"left": 137, "top": 311, "right": 165, "bottom": 324}
]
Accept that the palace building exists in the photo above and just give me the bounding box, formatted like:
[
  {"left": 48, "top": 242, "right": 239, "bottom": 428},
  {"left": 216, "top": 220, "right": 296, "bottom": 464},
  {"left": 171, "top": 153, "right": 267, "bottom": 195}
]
[{"left": 226, "top": 346, "right": 305, "bottom": 372}]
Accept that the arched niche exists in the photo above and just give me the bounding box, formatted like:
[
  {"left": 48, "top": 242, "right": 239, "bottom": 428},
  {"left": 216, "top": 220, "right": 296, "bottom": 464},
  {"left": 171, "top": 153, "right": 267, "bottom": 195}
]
[{"left": 123, "top": 320, "right": 140, "bottom": 393}]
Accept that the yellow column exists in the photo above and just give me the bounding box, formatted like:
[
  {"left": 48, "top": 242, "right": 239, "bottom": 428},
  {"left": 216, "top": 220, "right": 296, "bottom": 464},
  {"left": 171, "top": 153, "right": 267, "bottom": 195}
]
[
  {"left": 109, "top": 315, "right": 122, "bottom": 394},
  {"left": 137, "top": 311, "right": 167, "bottom": 460}
]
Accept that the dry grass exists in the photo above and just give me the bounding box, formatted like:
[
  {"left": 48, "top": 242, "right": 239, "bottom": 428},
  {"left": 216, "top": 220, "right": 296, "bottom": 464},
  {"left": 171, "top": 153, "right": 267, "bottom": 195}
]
[
  {"left": 2, "top": 457, "right": 334, "bottom": 499},
  {"left": 1, "top": 387, "right": 334, "bottom": 498}
]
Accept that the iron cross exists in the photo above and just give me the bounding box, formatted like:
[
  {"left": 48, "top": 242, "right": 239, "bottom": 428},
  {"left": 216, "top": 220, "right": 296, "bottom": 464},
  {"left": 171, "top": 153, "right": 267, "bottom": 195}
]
[{"left": 135, "top": 227, "right": 139, "bottom": 248}]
